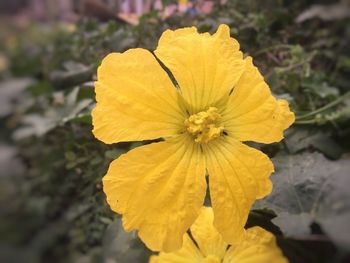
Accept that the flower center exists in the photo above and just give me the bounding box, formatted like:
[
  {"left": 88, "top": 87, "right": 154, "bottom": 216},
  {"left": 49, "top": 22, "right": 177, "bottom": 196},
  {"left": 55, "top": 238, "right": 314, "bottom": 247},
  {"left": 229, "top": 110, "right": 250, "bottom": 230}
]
[
  {"left": 184, "top": 107, "right": 224, "bottom": 144},
  {"left": 203, "top": 255, "right": 221, "bottom": 263}
]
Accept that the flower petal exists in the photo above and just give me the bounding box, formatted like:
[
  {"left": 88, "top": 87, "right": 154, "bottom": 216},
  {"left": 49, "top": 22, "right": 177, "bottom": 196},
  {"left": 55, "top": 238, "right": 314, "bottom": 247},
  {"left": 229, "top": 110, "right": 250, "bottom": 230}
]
[
  {"left": 155, "top": 24, "right": 245, "bottom": 113},
  {"left": 92, "top": 48, "right": 186, "bottom": 144},
  {"left": 221, "top": 57, "right": 295, "bottom": 144},
  {"left": 223, "top": 227, "right": 288, "bottom": 263},
  {"left": 103, "top": 136, "right": 207, "bottom": 252},
  {"left": 203, "top": 136, "right": 274, "bottom": 244},
  {"left": 149, "top": 234, "right": 203, "bottom": 263},
  {"left": 190, "top": 206, "right": 228, "bottom": 258}
]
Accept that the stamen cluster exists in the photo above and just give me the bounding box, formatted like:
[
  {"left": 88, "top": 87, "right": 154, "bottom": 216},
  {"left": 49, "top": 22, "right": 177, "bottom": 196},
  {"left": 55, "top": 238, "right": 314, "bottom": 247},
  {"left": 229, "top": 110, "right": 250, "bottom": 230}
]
[{"left": 184, "top": 107, "right": 224, "bottom": 144}]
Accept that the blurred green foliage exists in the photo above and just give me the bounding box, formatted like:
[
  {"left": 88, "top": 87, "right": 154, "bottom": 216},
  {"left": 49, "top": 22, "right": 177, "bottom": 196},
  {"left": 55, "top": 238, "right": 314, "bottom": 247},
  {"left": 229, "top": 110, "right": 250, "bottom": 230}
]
[{"left": 1, "top": 0, "right": 350, "bottom": 263}]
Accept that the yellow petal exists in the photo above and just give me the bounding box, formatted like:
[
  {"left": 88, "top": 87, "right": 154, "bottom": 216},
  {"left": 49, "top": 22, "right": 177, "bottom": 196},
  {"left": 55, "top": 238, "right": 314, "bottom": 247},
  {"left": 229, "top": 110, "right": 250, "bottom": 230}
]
[
  {"left": 103, "top": 136, "right": 207, "bottom": 252},
  {"left": 203, "top": 136, "right": 274, "bottom": 244},
  {"left": 149, "top": 234, "right": 203, "bottom": 263},
  {"left": 92, "top": 48, "right": 186, "bottom": 144},
  {"left": 190, "top": 207, "right": 228, "bottom": 258},
  {"left": 221, "top": 57, "right": 295, "bottom": 144},
  {"left": 155, "top": 24, "right": 245, "bottom": 114},
  {"left": 223, "top": 227, "right": 288, "bottom": 263}
]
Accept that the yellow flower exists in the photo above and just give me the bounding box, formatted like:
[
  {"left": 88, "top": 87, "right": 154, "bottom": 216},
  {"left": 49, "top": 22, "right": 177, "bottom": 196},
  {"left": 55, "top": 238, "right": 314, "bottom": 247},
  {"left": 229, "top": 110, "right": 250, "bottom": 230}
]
[
  {"left": 92, "top": 24, "right": 294, "bottom": 252},
  {"left": 150, "top": 207, "right": 289, "bottom": 263}
]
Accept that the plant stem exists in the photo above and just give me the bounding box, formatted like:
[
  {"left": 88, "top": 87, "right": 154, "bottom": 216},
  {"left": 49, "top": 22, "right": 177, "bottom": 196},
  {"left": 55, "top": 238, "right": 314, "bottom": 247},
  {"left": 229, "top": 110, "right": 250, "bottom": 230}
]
[
  {"left": 254, "top": 44, "right": 294, "bottom": 56},
  {"left": 296, "top": 91, "right": 350, "bottom": 120}
]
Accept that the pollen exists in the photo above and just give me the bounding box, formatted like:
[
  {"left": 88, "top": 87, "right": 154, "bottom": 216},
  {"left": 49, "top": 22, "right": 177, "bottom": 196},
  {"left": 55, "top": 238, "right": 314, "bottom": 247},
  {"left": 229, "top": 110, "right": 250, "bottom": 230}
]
[{"left": 184, "top": 107, "right": 224, "bottom": 144}]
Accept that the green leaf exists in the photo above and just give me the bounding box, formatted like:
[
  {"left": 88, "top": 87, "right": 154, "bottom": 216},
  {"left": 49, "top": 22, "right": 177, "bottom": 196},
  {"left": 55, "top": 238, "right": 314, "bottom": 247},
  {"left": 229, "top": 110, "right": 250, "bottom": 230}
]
[
  {"left": 301, "top": 74, "right": 339, "bottom": 99},
  {"left": 64, "top": 151, "right": 76, "bottom": 161},
  {"left": 285, "top": 127, "right": 343, "bottom": 159},
  {"left": 28, "top": 81, "right": 53, "bottom": 96},
  {"left": 254, "top": 152, "right": 350, "bottom": 250},
  {"left": 49, "top": 61, "right": 92, "bottom": 88},
  {"left": 0, "top": 78, "right": 35, "bottom": 117},
  {"left": 104, "top": 149, "right": 124, "bottom": 160}
]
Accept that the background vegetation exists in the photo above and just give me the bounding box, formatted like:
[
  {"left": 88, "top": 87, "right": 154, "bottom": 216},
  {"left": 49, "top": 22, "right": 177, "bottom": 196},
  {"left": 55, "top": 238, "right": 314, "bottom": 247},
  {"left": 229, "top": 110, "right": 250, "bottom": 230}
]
[{"left": 1, "top": 0, "right": 350, "bottom": 262}]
